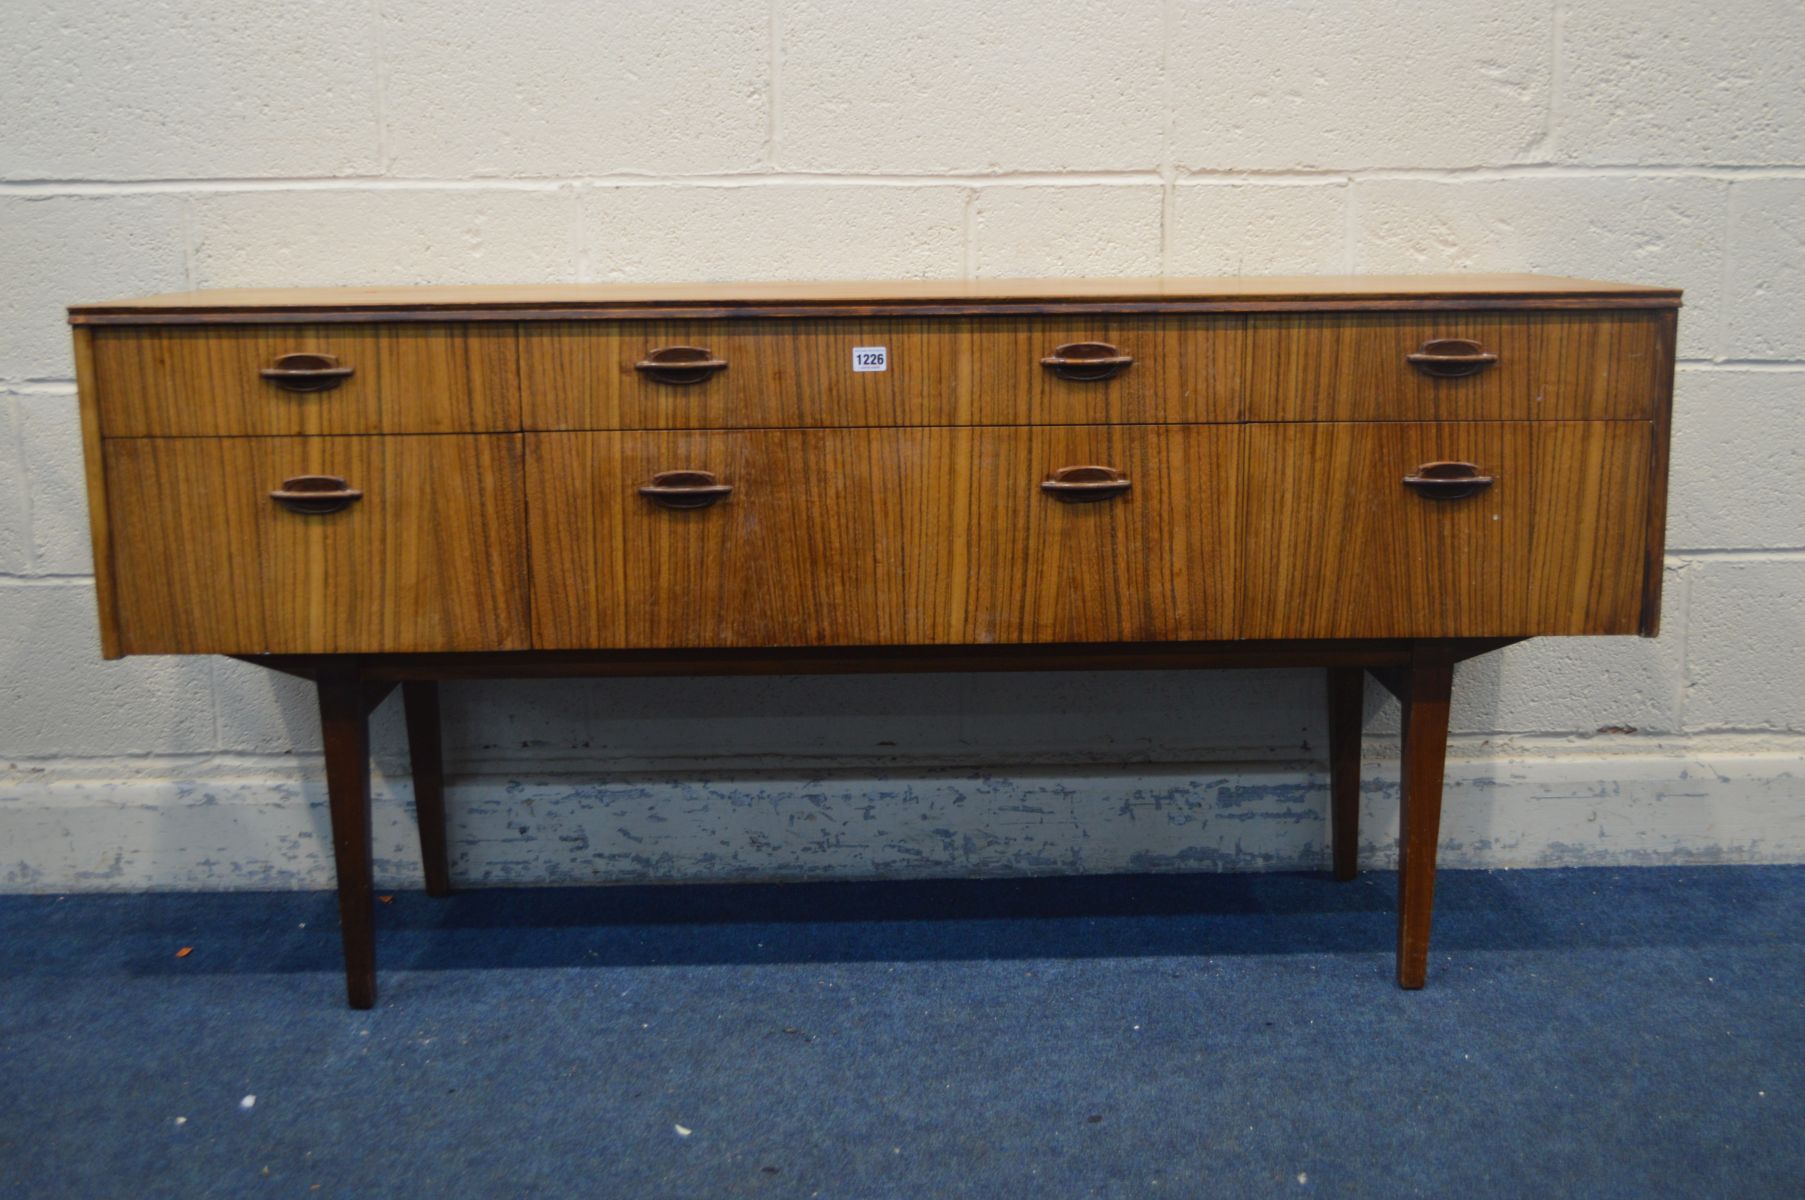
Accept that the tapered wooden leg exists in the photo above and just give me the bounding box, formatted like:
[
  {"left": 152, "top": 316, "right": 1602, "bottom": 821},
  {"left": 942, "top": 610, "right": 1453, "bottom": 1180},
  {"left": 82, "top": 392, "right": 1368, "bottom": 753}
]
[
  {"left": 318, "top": 666, "right": 377, "bottom": 1009},
  {"left": 402, "top": 681, "right": 452, "bottom": 898},
  {"left": 1395, "top": 650, "right": 1454, "bottom": 990},
  {"left": 1326, "top": 667, "right": 1364, "bottom": 882}
]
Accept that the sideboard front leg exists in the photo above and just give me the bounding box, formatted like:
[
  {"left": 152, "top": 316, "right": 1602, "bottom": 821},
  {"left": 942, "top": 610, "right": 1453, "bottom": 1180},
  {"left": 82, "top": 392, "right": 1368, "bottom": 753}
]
[
  {"left": 1394, "top": 648, "right": 1454, "bottom": 989},
  {"left": 1325, "top": 667, "right": 1365, "bottom": 882},
  {"left": 318, "top": 666, "right": 378, "bottom": 1009},
  {"left": 402, "top": 680, "right": 452, "bottom": 898}
]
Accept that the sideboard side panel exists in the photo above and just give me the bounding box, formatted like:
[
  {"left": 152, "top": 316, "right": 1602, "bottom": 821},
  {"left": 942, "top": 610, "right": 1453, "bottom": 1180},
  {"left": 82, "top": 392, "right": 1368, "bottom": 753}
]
[
  {"left": 1638, "top": 307, "right": 1679, "bottom": 637},
  {"left": 71, "top": 326, "right": 123, "bottom": 659}
]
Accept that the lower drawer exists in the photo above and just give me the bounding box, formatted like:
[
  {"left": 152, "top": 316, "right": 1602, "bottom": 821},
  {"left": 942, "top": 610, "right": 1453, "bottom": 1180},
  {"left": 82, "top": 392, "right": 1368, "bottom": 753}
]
[
  {"left": 527, "top": 425, "right": 1242, "bottom": 648},
  {"left": 1240, "top": 421, "right": 1653, "bottom": 638},
  {"left": 106, "top": 434, "right": 529, "bottom": 654}
]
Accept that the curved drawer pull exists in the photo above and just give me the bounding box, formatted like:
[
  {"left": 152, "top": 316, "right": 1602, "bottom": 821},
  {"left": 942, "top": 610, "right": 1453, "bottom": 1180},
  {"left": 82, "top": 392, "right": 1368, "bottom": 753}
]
[
  {"left": 635, "top": 346, "right": 728, "bottom": 385},
  {"left": 638, "top": 469, "right": 733, "bottom": 510},
  {"left": 270, "top": 474, "right": 363, "bottom": 515},
  {"left": 1040, "top": 342, "right": 1134, "bottom": 381},
  {"left": 1402, "top": 461, "right": 1494, "bottom": 501},
  {"left": 260, "top": 352, "right": 356, "bottom": 392},
  {"left": 1407, "top": 338, "right": 1498, "bottom": 379},
  {"left": 1041, "top": 464, "right": 1132, "bottom": 503}
]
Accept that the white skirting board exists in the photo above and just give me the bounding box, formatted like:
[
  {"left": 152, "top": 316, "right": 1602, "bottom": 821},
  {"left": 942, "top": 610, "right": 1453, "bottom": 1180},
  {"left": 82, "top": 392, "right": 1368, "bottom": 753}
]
[{"left": 4, "top": 751, "right": 1802, "bottom": 891}]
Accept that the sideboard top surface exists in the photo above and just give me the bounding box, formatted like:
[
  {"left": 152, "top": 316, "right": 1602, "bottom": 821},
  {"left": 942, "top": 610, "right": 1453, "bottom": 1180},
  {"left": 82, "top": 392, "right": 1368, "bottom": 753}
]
[{"left": 69, "top": 274, "right": 1683, "bottom": 325}]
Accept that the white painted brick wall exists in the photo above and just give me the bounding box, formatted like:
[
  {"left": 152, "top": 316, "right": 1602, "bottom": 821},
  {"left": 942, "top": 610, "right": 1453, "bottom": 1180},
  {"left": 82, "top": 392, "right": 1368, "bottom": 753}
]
[
  {"left": 189, "top": 189, "right": 581, "bottom": 288},
  {"left": 583, "top": 185, "right": 966, "bottom": 280},
  {"left": 1169, "top": 0, "right": 1552, "bottom": 170},
  {"left": 972, "top": 186, "right": 1165, "bottom": 278},
  {"left": 2, "top": 0, "right": 1802, "bottom": 889}
]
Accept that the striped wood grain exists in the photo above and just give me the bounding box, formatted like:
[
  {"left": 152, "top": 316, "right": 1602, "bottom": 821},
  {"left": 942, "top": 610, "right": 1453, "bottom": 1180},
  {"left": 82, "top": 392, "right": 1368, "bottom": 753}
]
[
  {"left": 1528, "top": 420, "right": 1654, "bottom": 633},
  {"left": 106, "top": 434, "right": 528, "bottom": 653},
  {"left": 521, "top": 319, "right": 968, "bottom": 430},
  {"left": 1241, "top": 420, "right": 1653, "bottom": 638},
  {"left": 520, "top": 316, "right": 1242, "bottom": 430},
  {"left": 527, "top": 424, "right": 1240, "bottom": 648},
  {"left": 1245, "top": 311, "right": 1668, "bottom": 421},
  {"left": 963, "top": 316, "right": 1242, "bottom": 426},
  {"left": 91, "top": 324, "right": 520, "bottom": 436},
  {"left": 958, "top": 423, "right": 1241, "bottom": 643}
]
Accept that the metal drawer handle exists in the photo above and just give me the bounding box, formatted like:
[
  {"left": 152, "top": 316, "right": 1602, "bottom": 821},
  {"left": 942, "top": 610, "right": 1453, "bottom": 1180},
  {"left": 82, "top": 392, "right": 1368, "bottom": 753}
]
[
  {"left": 1406, "top": 338, "right": 1498, "bottom": 379},
  {"left": 1041, "top": 342, "right": 1134, "bottom": 382},
  {"left": 638, "top": 469, "right": 733, "bottom": 510},
  {"left": 635, "top": 346, "right": 728, "bottom": 385},
  {"left": 1402, "top": 461, "right": 1494, "bottom": 501},
  {"left": 260, "top": 352, "right": 356, "bottom": 392},
  {"left": 1041, "top": 464, "right": 1132, "bottom": 503},
  {"left": 270, "top": 474, "right": 363, "bottom": 515}
]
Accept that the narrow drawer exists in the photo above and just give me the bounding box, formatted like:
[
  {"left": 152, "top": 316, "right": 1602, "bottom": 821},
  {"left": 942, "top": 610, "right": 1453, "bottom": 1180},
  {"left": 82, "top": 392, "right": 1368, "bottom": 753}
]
[
  {"left": 1240, "top": 421, "right": 1652, "bottom": 638},
  {"left": 528, "top": 428, "right": 943, "bottom": 646},
  {"left": 520, "top": 318, "right": 967, "bottom": 430},
  {"left": 1245, "top": 311, "right": 1669, "bottom": 421},
  {"left": 106, "top": 434, "right": 528, "bottom": 653},
  {"left": 956, "top": 423, "right": 1241, "bottom": 642},
  {"left": 526, "top": 425, "right": 1240, "bottom": 648},
  {"left": 962, "top": 315, "right": 1243, "bottom": 425},
  {"left": 91, "top": 324, "right": 520, "bottom": 436}
]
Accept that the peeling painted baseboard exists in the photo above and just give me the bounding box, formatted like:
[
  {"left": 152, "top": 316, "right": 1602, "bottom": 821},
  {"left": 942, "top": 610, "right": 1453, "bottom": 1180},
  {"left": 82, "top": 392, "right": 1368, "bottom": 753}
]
[{"left": 3, "top": 753, "right": 1802, "bottom": 892}]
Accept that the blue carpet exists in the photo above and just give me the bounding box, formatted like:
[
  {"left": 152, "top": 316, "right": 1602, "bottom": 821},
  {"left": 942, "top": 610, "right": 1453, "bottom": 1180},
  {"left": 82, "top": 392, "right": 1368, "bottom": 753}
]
[{"left": 1, "top": 865, "right": 1801, "bottom": 1198}]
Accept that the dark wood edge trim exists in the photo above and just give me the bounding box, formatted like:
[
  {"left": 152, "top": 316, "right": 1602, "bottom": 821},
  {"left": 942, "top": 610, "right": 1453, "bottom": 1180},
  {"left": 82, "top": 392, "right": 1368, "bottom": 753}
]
[
  {"left": 71, "top": 328, "right": 124, "bottom": 660},
  {"left": 1639, "top": 309, "right": 1678, "bottom": 638},
  {"left": 69, "top": 295, "right": 1684, "bottom": 326},
  {"left": 224, "top": 639, "right": 1534, "bottom": 682}
]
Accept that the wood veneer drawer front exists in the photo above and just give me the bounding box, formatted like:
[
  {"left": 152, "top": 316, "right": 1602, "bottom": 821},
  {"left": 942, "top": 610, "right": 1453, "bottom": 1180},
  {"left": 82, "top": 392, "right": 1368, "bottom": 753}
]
[
  {"left": 91, "top": 325, "right": 520, "bottom": 436},
  {"left": 526, "top": 425, "right": 1239, "bottom": 648},
  {"left": 521, "top": 319, "right": 966, "bottom": 430},
  {"left": 1240, "top": 421, "right": 1652, "bottom": 639},
  {"left": 1246, "top": 311, "right": 1669, "bottom": 421},
  {"left": 963, "top": 316, "right": 1242, "bottom": 425},
  {"left": 105, "top": 434, "right": 528, "bottom": 654},
  {"left": 958, "top": 423, "right": 1241, "bottom": 642},
  {"left": 519, "top": 315, "right": 1242, "bottom": 429}
]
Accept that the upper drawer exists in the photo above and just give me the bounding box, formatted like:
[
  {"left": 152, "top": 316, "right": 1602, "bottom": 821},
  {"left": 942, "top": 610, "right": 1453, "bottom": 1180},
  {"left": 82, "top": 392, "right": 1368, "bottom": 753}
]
[
  {"left": 961, "top": 315, "right": 1242, "bottom": 425},
  {"left": 90, "top": 324, "right": 520, "bottom": 436},
  {"left": 1245, "top": 310, "right": 1670, "bottom": 421},
  {"left": 521, "top": 318, "right": 967, "bottom": 430},
  {"left": 520, "top": 315, "right": 1244, "bottom": 429}
]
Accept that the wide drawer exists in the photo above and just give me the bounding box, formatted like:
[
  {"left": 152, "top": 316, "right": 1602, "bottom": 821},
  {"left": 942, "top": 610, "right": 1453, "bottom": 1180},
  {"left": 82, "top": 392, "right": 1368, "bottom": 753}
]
[
  {"left": 91, "top": 324, "right": 520, "bottom": 436},
  {"left": 1240, "top": 421, "right": 1652, "bottom": 638},
  {"left": 520, "top": 316, "right": 1242, "bottom": 429},
  {"left": 105, "top": 434, "right": 528, "bottom": 653},
  {"left": 527, "top": 425, "right": 1241, "bottom": 647},
  {"left": 1245, "top": 311, "right": 1669, "bottom": 421}
]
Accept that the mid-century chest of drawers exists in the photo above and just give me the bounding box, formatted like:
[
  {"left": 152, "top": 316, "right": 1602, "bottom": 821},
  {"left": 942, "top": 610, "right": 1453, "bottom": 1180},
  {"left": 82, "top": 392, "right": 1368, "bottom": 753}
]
[{"left": 68, "top": 276, "right": 1679, "bottom": 1007}]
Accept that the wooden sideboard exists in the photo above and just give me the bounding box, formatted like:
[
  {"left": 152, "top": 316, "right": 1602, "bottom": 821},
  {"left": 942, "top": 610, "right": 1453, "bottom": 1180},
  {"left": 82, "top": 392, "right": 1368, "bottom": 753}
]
[{"left": 68, "top": 275, "right": 1679, "bottom": 1007}]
